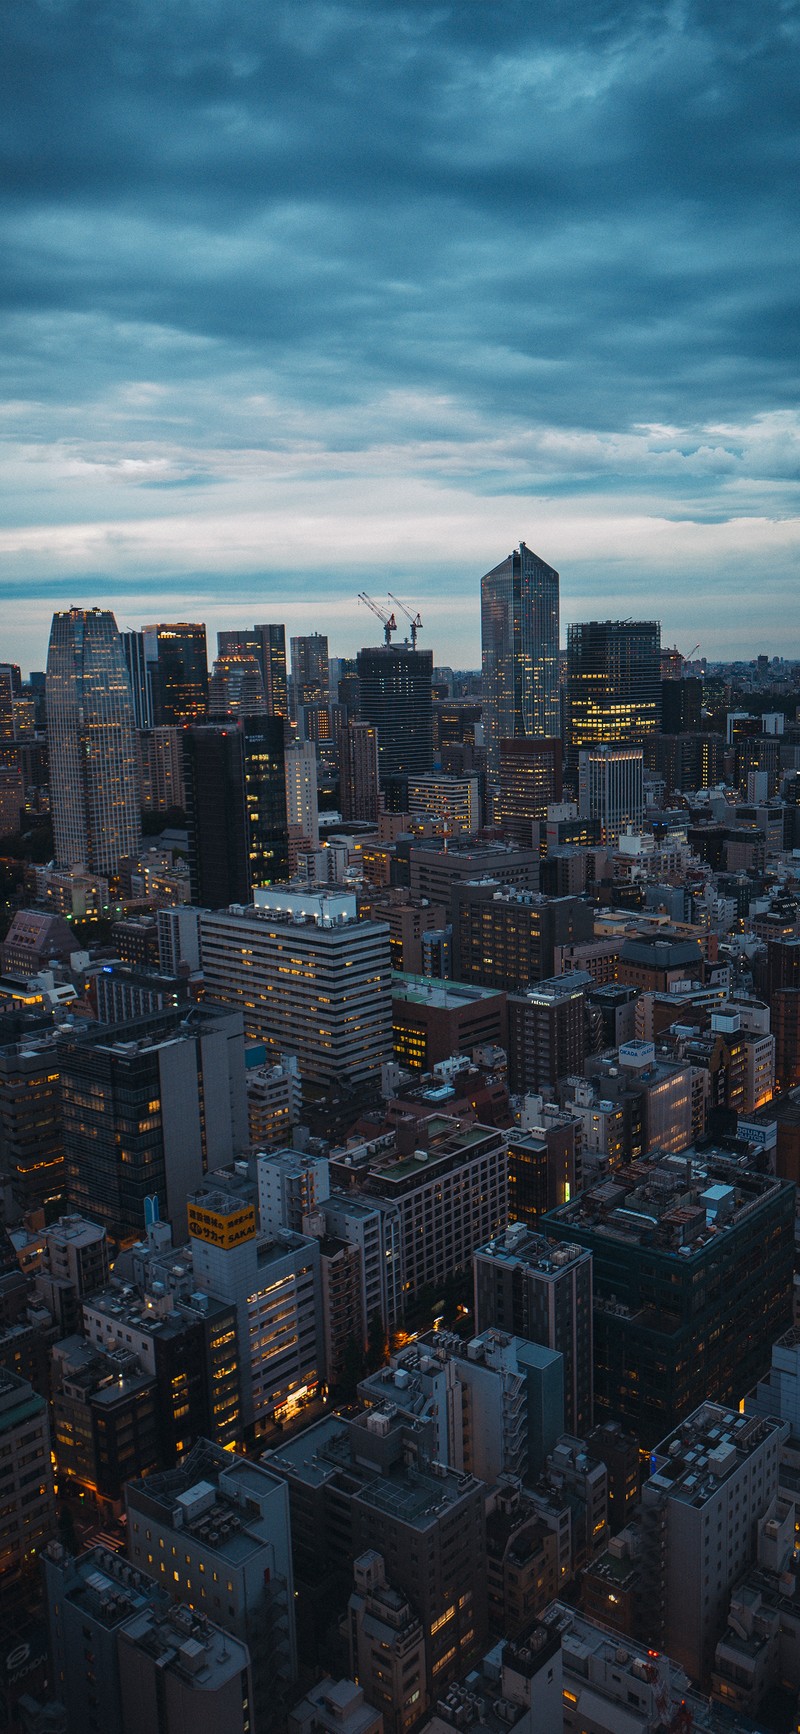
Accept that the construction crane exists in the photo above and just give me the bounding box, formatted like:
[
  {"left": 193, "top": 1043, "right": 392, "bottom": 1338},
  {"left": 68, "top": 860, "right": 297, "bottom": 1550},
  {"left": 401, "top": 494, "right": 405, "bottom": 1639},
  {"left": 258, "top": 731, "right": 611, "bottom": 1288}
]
[
  {"left": 358, "top": 593, "right": 396, "bottom": 646},
  {"left": 388, "top": 592, "right": 423, "bottom": 650}
]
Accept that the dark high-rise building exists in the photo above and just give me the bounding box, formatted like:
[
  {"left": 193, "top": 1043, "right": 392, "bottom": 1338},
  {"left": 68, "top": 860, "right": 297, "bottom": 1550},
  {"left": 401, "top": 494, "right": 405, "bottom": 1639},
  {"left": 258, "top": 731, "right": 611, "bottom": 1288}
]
[
  {"left": 480, "top": 543, "right": 560, "bottom": 775},
  {"left": 336, "top": 657, "right": 361, "bottom": 718},
  {"left": 497, "top": 737, "right": 563, "bottom": 842},
  {"left": 46, "top": 606, "right": 140, "bottom": 874},
  {"left": 218, "top": 624, "right": 288, "bottom": 718},
  {"left": 120, "top": 630, "right": 153, "bottom": 728},
  {"left": 660, "top": 676, "right": 702, "bottom": 734},
  {"left": 61, "top": 1005, "right": 248, "bottom": 1243},
  {"left": 0, "top": 1033, "right": 71, "bottom": 1216},
  {"left": 256, "top": 622, "right": 288, "bottom": 717},
  {"left": 338, "top": 720, "right": 380, "bottom": 822},
  {"left": 184, "top": 717, "right": 288, "bottom": 907},
  {"left": 145, "top": 622, "right": 208, "bottom": 724},
  {"left": 507, "top": 973, "right": 591, "bottom": 1094},
  {"left": 452, "top": 881, "right": 595, "bottom": 991},
  {"left": 291, "top": 632, "right": 329, "bottom": 713},
  {"left": 566, "top": 619, "right": 661, "bottom": 764},
  {"left": 543, "top": 1153, "right": 795, "bottom": 1445},
  {"left": 356, "top": 643, "right": 434, "bottom": 779}
]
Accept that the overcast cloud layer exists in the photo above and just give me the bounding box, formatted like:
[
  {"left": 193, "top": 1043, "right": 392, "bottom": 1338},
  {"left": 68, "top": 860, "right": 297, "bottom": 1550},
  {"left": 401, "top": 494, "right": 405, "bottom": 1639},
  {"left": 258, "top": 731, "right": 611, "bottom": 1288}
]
[{"left": 2, "top": 0, "right": 799, "bottom": 669}]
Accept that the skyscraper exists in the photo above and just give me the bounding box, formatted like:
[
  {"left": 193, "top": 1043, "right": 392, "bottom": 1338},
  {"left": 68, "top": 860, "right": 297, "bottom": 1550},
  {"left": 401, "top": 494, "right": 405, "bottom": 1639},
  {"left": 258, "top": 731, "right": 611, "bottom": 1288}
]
[
  {"left": 338, "top": 719, "right": 380, "bottom": 822},
  {"left": 46, "top": 606, "right": 140, "bottom": 874},
  {"left": 208, "top": 652, "right": 268, "bottom": 717},
  {"left": 578, "top": 743, "right": 644, "bottom": 843},
  {"left": 480, "top": 543, "right": 560, "bottom": 775},
  {"left": 356, "top": 643, "right": 433, "bottom": 779},
  {"left": 284, "top": 738, "right": 319, "bottom": 846},
  {"left": 184, "top": 717, "right": 288, "bottom": 906},
  {"left": 497, "top": 737, "right": 563, "bottom": 841},
  {"left": 566, "top": 619, "right": 661, "bottom": 763},
  {"left": 218, "top": 624, "right": 288, "bottom": 717},
  {"left": 290, "top": 631, "right": 329, "bottom": 713},
  {"left": 143, "top": 622, "right": 208, "bottom": 723},
  {"left": 120, "top": 629, "right": 153, "bottom": 728}
]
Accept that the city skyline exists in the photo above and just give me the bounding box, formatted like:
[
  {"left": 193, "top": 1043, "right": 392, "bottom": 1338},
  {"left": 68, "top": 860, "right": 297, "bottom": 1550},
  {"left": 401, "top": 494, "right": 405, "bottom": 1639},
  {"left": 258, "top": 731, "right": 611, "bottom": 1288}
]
[{"left": 3, "top": 0, "right": 799, "bottom": 669}]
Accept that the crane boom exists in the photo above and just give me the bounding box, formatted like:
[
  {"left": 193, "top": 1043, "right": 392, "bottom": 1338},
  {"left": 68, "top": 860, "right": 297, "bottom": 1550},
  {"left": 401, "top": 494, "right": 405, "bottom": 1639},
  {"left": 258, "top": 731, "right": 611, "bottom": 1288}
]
[
  {"left": 388, "top": 593, "right": 423, "bottom": 650},
  {"left": 358, "top": 593, "right": 397, "bottom": 646}
]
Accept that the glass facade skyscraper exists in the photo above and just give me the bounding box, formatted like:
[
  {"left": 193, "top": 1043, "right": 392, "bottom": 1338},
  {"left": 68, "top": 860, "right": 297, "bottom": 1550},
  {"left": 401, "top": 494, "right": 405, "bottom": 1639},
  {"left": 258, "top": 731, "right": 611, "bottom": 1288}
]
[
  {"left": 356, "top": 643, "right": 434, "bottom": 779},
  {"left": 46, "top": 606, "right": 140, "bottom": 874},
  {"left": 184, "top": 717, "right": 288, "bottom": 906},
  {"left": 143, "top": 622, "right": 209, "bottom": 724},
  {"left": 566, "top": 618, "right": 661, "bottom": 763},
  {"left": 480, "top": 542, "right": 560, "bottom": 775}
]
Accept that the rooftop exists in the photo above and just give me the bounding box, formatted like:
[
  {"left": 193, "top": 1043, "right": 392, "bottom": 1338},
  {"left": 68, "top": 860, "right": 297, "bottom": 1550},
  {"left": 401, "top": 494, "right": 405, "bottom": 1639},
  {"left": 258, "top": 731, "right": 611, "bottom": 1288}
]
[
  {"left": 475, "top": 1222, "right": 590, "bottom": 1272},
  {"left": 543, "top": 1148, "right": 790, "bottom": 1259},
  {"left": 392, "top": 973, "right": 505, "bottom": 1009},
  {"left": 647, "top": 1404, "right": 786, "bottom": 1507}
]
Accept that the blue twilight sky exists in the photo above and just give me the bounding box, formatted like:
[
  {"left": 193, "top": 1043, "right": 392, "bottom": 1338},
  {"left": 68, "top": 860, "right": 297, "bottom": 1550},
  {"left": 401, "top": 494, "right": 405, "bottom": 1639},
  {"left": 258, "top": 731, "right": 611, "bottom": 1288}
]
[{"left": 2, "top": 0, "right": 799, "bottom": 672}]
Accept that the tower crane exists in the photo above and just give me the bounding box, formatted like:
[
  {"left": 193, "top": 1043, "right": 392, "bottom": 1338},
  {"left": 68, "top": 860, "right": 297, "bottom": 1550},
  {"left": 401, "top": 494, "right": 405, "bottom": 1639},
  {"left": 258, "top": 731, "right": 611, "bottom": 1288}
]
[
  {"left": 388, "top": 593, "right": 423, "bottom": 650},
  {"left": 358, "top": 593, "right": 396, "bottom": 646}
]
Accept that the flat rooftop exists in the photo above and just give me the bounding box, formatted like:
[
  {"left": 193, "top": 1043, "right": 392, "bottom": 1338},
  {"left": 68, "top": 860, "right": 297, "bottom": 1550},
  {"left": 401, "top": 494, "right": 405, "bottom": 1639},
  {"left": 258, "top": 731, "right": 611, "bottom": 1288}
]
[
  {"left": 543, "top": 1149, "right": 790, "bottom": 1258},
  {"left": 392, "top": 973, "right": 504, "bottom": 1008},
  {"left": 647, "top": 1404, "right": 785, "bottom": 1507}
]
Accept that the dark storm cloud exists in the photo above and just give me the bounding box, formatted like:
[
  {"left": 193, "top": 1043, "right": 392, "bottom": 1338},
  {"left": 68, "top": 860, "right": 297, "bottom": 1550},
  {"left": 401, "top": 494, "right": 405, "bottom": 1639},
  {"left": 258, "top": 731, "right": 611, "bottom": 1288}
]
[{"left": 0, "top": 0, "right": 798, "bottom": 662}]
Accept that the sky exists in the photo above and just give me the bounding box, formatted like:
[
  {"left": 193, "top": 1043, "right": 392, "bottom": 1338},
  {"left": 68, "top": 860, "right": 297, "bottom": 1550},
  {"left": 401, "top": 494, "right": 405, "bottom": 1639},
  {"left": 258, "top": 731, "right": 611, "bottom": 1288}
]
[{"left": 2, "top": 0, "right": 799, "bottom": 673}]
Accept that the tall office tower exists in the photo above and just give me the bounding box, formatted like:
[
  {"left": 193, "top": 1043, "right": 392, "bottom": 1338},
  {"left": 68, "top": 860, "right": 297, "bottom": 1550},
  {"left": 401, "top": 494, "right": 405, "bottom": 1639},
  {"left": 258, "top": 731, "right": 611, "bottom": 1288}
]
[
  {"left": 184, "top": 717, "right": 288, "bottom": 905},
  {"left": 474, "top": 1224, "right": 594, "bottom": 1437},
  {"left": 566, "top": 619, "right": 661, "bottom": 763},
  {"left": 218, "top": 625, "right": 288, "bottom": 717},
  {"left": 199, "top": 891, "right": 392, "bottom": 1093},
  {"left": 356, "top": 643, "right": 434, "bottom": 779},
  {"left": 336, "top": 656, "right": 361, "bottom": 716},
  {"left": 0, "top": 1030, "right": 70, "bottom": 1215},
  {"left": 291, "top": 631, "right": 329, "bottom": 714},
  {"left": 136, "top": 725, "right": 185, "bottom": 811},
  {"left": 60, "top": 1004, "right": 248, "bottom": 1242},
  {"left": 497, "top": 737, "right": 563, "bottom": 840},
  {"left": 256, "top": 623, "right": 288, "bottom": 717},
  {"left": 480, "top": 542, "right": 560, "bottom": 776},
  {"left": 46, "top": 606, "right": 140, "bottom": 874},
  {"left": 660, "top": 674, "right": 702, "bottom": 734},
  {"left": 120, "top": 629, "right": 153, "bottom": 728},
  {"left": 284, "top": 739, "right": 319, "bottom": 847},
  {"left": 208, "top": 652, "right": 268, "bottom": 717},
  {"left": 339, "top": 720, "right": 380, "bottom": 822},
  {"left": 144, "top": 622, "right": 208, "bottom": 723},
  {"left": 578, "top": 743, "right": 644, "bottom": 843}
]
